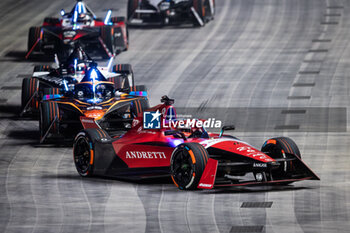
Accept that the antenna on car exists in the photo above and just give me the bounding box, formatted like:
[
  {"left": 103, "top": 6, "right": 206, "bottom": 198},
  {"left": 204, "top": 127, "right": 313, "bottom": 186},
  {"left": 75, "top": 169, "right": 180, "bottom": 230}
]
[
  {"left": 219, "top": 125, "right": 235, "bottom": 137},
  {"left": 161, "top": 95, "right": 174, "bottom": 106}
]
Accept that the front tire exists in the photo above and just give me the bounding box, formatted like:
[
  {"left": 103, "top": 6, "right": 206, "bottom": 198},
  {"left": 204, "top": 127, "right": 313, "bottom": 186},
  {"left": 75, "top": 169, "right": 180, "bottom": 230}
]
[
  {"left": 21, "top": 77, "right": 39, "bottom": 112},
  {"left": 39, "top": 101, "right": 59, "bottom": 141},
  {"left": 170, "top": 143, "right": 209, "bottom": 190},
  {"left": 261, "top": 137, "right": 301, "bottom": 181},
  {"left": 127, "top": 0, "right": 139, "bottom": 20},
  {"left": 73, "top": 132, "right": 94, "bottom": 177}
]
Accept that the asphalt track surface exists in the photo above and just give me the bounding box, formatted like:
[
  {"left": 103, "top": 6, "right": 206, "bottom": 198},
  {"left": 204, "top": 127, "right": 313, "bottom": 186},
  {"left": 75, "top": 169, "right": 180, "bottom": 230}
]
[{"left": 0, "top": 0, "right": 349, "bottom": 232}]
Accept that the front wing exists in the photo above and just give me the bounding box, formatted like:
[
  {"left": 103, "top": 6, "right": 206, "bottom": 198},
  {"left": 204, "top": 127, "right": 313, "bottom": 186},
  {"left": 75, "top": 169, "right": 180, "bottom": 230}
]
[{"left": 197, "top": 155, "right": 320, "bottom": 189}]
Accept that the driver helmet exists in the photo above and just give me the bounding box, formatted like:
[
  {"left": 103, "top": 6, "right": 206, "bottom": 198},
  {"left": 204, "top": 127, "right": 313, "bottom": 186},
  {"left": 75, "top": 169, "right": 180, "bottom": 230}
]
[
  {"left": 77, "top": 13, "right": 91, "bottom": 24},
  {"left": 67, "top": 60, "right": 87, "bottom": 82}
]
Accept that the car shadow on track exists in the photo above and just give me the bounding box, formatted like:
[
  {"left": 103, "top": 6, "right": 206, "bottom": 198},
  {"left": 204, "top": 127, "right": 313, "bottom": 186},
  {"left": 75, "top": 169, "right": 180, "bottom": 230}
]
[
  {"left": 0, "top": 50, "right": 54, "bottom": 63},
  {"left": 43, "top": 173, "right": 173, "bottom": 185},
  {"left": 129, "top": 24, "right": 199, "bottom": 30},
  {"left": 0, "top": 104, "right": 38, "bottom": 120},
  {"left": 42, "top": 172, "right": 316, "bottom": 194},
  {"left": 0, "top": 104, "right": 75, "bottom": 147},
  {"left": 201, "top": 185, "right": 316, "bottom": 194}
]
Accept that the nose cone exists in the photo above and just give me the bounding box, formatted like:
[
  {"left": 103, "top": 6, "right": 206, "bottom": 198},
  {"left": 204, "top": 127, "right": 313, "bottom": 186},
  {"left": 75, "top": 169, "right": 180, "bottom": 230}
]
[
  {"left": 201, "top": 138, "right": 275, "bottom": 163},
  {"left": 85, "top": 109, "right": 104, "bottom": 120}
]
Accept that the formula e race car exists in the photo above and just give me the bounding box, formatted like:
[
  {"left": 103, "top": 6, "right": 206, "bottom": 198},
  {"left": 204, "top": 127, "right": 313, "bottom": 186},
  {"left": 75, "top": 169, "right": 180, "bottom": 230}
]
[
  {"left": 26, "top": 0, "right": 128, "bottom": 59},
  {"left": 73, "top": 96, "right": 319, "bottom": 190},
  {"left": 38, "top": 64, "right": 148, "bottom": 143},
  {"left": 127, "top": 0, "right": 215, "bottom": 27},
  {"left": 21, "top": 47, "right": 135, "bottom": 118}
]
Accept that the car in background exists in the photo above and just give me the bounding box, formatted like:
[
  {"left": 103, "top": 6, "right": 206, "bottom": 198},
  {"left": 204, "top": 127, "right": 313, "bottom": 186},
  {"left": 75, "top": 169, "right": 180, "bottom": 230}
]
[
  {"left": 26, "top": 0, "right": 128, "bottom": 60},
  {"left": 21, "top": 46, "right": 135, "bottom": 118},
  {"left": 127, "top": 0, "right": 215, "bottom": 27},
  {"left": 37, "top": 63, "right": 148, "bottom": 143}
]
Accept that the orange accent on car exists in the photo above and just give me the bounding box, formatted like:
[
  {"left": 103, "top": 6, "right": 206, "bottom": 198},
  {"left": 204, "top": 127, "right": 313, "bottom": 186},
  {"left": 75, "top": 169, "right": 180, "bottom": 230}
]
[
  {"left": 188, "top": 150, "right": 196, "bottom": 164},
  {"left": 171, "top": 176, "right": 179, "bottom": 187},
  {"left": 267, "top": 139, "right": 276, "bottom": 144},
  {"left": 84, "top": 109, "right": 105, "bottom": 120},
  {"left": 90, "top": 150, "right": 94, "bottom": 165}
]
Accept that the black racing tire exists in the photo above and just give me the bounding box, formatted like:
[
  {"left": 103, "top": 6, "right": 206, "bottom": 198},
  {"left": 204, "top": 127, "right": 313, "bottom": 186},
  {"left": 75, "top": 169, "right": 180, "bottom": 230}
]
[
  {"left": 33, "top": 65, "right": 51, "bottom": 72},
  {"left": 21, "top": 77, "right": 39, "bottom": 111},
  {"left": 43, "top": 87, "right": 61, "bottom": 95},
  {"left": 28, "top": 27, "right": 41, "bottom": 53},
  {"left": 112, "top": 64, "right": 133, "bottom": 74},
  {"left": 192, "top": 0, "right": 205, "bottom": 26},
  {"left": 39, "top": 101, "right": 59, "bottom": 141},
  {"left": 111, "top": 64, "right": 134, "bottom": 91},
  {"left": 43, "top": 17, "right": 60, "bottom": 25},
  {"left": 73, "top": 128, "right": 111, "bottom": 177},
  {"left": 134, "top": 85, "right": 147, "bottom": 92},
  {"left": 100, "top": 26, "right": 114, "bottom": 59},
  {"left": 261, "top": 137, "right": 301, "bottom": 180},
  {"left": 125, "top": 23, "right": 129, "bottom": 50},
  {"left": 111, "top": 16, "right": 126, "bottom": 23},
  {"left": 205, "top": 0, "right": 215, "bottom": 20},
  {"left": 170, "top": 143, "right": 209, "bottom": 190},
  {"left": 73, "top": 131, "right": 94, "bottom": 177},
  {"left": 131, "top": 97, "right": 149, "bottom": 117},
  {"left": 127, "top": 0, "right": 139, "bottom": 20}
]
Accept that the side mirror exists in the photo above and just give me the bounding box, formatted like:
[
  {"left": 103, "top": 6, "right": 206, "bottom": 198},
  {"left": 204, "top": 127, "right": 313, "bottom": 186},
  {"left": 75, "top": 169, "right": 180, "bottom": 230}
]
[
  {"left": 161, "top": 95, "right": 174, "bottom": 105},
  {"left": 60, "top": 9, "right": 65, "bottom": 16},
  {"left": 219, "top": 125, "right": 235, "bottom": 137},
  {"left": 164, "top": 130, "right": 186, "bottom": 141},
  {"left": 116, "top": 87, "right": 130, "bottom": 93}
]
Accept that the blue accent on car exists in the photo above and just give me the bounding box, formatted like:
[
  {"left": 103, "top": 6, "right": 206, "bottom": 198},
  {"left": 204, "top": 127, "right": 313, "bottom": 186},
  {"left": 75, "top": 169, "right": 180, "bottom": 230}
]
[
  {"left": 129, "top": 91, "right": 148, "bottom": 97},
  {"left": 43, "top": 94, "right": 63, "bottom": 100}
]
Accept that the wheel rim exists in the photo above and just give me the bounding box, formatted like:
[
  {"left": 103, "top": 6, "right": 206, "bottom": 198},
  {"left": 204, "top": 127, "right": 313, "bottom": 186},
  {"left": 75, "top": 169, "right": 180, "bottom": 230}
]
[
  {"left": 263, "top": 144, "right": 289, "bottom": 177},
  {"left": 74, "top": 137, "right": 91, "bottom": 175},
  {"left": 171, "top": 148, "right": 194, "bottom": 187}
]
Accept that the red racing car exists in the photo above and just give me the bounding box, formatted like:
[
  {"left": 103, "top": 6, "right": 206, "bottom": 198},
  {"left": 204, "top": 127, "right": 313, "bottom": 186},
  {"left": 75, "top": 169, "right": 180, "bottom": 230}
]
[
  {"left": 26, "top": 0, "right": 128, "bottom": 59},
  {"left": 73, "top": 96, "right": 319, "bottom": 190}
]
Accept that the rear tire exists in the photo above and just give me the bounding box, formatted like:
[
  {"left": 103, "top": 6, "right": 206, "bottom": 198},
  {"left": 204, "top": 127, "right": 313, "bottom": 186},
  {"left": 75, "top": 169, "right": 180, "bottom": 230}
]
[
  {"left": 43, "top": 17, "right": 60, "bottom": 25},
  {"left": 39, "top": 101, "right": 59, "bottom": 140},
  {"left": 111, "top": 16, "right": 126, "bottom": 23},
  {"left": 127, "top": 0, "right": 139, "bottom": 20},
  {"left": 33, "top": 65, "right": 51, "bottom": 72},
  {"left": 112, "top": 64, "right": 134, "bottom": 91},
  {"left": 134, "top": 85, "right": 147, "bottom": 92},
  {"left": 261, "top": 137, "right": 301, "bottom": 181},
  {"left": 206, "top": 0, "right": 215, "bottom": 20},
  {"left": 21, "top": 78, "right": 39, "bottom": 112},
  {"left": 192, "top": 0, "right": 205, "bottom": 27},
  {"left": 43, "top": 87, "right": 61, "bottom": 95},
  {"left": 131, "top": 98, "right": 149, "bottom": 117},
  {"left": 170, "top": 143, "right": 209, "bottom": 190}
]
